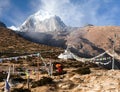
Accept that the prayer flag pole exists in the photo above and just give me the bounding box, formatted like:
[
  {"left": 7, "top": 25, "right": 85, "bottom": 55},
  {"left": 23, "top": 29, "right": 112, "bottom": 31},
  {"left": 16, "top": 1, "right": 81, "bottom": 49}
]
[
  {"left": 112, "top": 33, "right": 116, "bottom": 70},
  {"left": 4, "top": 66, "right": 11, "bottom": 92},
  {"left": 13, "top": 64, "right": 14, "bottom": 74},
  {"left": 27, "top": 75, "right": 30, "bottom": 89},
  {"left": 26, "top": 69, "right": 30, "bottom": 89},
  {"left": 37, "top": 56, "right": 40, "bottom": 80},
  {"left": 50, "top": 60, "right": 53, "bottom": 76}
]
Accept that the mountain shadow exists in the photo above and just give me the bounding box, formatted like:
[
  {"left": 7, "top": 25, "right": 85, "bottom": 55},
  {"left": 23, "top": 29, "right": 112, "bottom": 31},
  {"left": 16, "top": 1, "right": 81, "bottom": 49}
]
[{"left": 16, "top": 31, "right": 67, "bottom": 48}]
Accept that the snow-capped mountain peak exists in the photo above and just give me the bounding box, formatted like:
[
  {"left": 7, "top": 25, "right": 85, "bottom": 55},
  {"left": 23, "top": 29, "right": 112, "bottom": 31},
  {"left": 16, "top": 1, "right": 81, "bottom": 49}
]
[
  {"left": 18, "top": 10, "right": 66, "bottom": 32},
  {"left": 33, "top": 10, "right": 54, "bottom": 21}
]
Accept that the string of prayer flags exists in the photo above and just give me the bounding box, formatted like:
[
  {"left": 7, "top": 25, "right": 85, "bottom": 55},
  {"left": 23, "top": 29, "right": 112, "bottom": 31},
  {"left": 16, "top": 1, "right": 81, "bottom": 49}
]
[
  {"left": 92, "top": 57, "right": 112, "bottom": 62},
  {"left": 99, "top": 61, "right": 111, "bottom": 65},
  {"left": 0, "top": 53, "right": 41, "bottom": 62}
]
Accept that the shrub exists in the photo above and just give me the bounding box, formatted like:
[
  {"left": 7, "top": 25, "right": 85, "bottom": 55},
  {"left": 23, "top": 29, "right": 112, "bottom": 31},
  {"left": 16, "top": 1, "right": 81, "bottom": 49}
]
[
  {"left": 26, "top": 57, "right": 33, "bottom": 62},
  {"left": 60, "top": 61, "right": 84, "bottom": 68},
  {"left": 53, "top": 71, "right": 67, "bottom": 76},
  {"left": 39, "top": 69, "right": 48, "bottom": 74},
  {"left": 20, "top": 72, "right": 26, "bottom": 76},
  {"left": 74, "top": 67, "right": 91, "bottom": 75},
  {"left": 11, "top": 88, "right": 31, "bottom": 92},
  {"left": 15, "top": 67, "right": 25, "bottom": 72},
  {"left": 31, "top": 77, "right": 53, "bottom": 88},
  {"left": 11, "top": 77, "right": 26, "bottom": 83},
  {"left": 70, "top": 62, "right": 83, "bottom": 68},
  {"left": 82, "top": 62, "right": 98, "bottom": 68},
  {"left": 29, "top": 62, "right": 37, "bottom": 66},
  {"left": 0, "top": 71, "right": 7, "bottom": 82}
]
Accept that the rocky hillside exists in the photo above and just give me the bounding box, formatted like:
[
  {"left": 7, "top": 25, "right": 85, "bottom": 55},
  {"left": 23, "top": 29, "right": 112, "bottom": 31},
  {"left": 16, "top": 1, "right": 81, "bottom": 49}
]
[
  {"left": 9, "top": 25, "right": 120, "bottom": 58},
  {"left": 84, "top": 26, "right": 120, "bottom": 52},
  {"left": 66, "top": 26, "right": 120, "bottom": 57},
  {"left": 0, "top": 27, "right": 63, "bottom": 57}
]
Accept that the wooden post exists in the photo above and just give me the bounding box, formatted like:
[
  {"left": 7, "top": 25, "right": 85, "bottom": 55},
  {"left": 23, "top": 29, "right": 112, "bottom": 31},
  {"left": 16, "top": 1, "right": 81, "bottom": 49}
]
[
  {"left": 50, "top": 61, "right": 53, "bottom": 76},
  {"left": 26, "top": 69, "right": 30, "bottom": 89},
  {"left": 37, "top": 57, "right": 40, "bottom": 80},
  {"left": 112, "top": 33, "right": 116, "bottom": 70},
  {"left": 27, "top": 75, "right": 30, "bottom": 89},
  {"left": 13, "top": 64, "right": 14, "bottom": 74},
  {"left": 51, "top": 64, "right": 53, "bottom": 76}
]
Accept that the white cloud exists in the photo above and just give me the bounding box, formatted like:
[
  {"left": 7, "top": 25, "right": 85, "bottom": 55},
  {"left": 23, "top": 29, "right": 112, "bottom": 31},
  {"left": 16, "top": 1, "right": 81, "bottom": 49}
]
[
  {"left": 30, "top": 0, "right": 85, "bottom": 26},
  {"left": 31, "top": 0, "right": 118, "bottom": 27},
  {"left": 37, "top": 0, "right": 101, "bottom": 26},
  {"left": 4, "top": 0, "right": 120, "bottom": 27}
]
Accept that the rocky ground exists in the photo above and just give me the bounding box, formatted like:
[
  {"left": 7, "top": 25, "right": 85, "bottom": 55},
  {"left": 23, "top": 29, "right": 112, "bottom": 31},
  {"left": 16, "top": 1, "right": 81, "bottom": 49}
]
[
  {"left": 51, "top": 68, "right": 120, "bottom": 92},
  {"left": 0, "top": 60, "right": 120, "bottom": 92}
]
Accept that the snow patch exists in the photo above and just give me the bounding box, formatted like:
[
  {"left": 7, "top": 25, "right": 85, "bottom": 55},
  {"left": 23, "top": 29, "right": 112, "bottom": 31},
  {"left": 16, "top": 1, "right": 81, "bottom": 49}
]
[{"left": 8, "top": 26, "right": 18, "bottom": 31}]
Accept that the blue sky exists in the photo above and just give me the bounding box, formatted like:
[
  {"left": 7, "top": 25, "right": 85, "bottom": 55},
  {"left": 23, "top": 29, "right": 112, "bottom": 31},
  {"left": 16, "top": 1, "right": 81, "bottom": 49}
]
[{"left": 0, "top": 0, "right": 120, "bottom": 27}]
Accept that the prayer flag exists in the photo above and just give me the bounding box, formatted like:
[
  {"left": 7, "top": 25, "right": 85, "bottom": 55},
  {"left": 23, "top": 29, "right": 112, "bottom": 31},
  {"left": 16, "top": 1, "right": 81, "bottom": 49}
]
[{"left": 5, "top": 81, "right": 10, "bottom": 92}]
